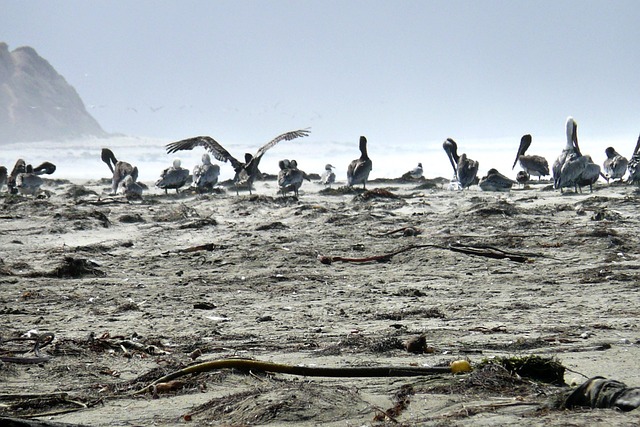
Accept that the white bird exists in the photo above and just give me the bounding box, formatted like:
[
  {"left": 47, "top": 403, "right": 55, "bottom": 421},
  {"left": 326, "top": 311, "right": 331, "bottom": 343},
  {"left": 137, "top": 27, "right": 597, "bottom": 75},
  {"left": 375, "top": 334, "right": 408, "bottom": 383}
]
[
  {"left": 407, "top": 163, "right": 423, "bottom": 179},
  {"left": 320, "top": 164, "right": 336, "bottom": 186}
]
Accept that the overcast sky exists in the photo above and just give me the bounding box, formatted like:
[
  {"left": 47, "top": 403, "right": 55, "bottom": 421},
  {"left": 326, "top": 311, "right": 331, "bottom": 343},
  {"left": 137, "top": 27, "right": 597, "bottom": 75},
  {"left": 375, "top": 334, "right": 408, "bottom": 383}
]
[{"left": 3, "top": 0, "right": 640, "bottom": 147}]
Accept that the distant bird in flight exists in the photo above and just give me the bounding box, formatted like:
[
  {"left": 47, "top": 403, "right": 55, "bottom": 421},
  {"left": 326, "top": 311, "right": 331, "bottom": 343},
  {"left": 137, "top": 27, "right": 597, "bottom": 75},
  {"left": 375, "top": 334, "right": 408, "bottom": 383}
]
[
  {"left": 347, "top": 136, "right": 373, "bottom": 189},
  {"left": 166, "top": 129, "right": 311, "bottom": 195},
  {"left": 512, "top": 134, "right": 549, "bottom": 180}
]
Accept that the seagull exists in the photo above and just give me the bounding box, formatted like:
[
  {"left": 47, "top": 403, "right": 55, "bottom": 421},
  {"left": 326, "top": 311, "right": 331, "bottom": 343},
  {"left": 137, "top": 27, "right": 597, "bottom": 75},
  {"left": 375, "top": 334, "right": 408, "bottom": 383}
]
[
  {"left": 512, "top": 134, "right": 549, "bottom": 180},
  {"left": 442, "top": 138, "right": 478, "bottom": 189},
  {"left": 602, "top": 147, "right": 628, "bottom": 182},
  {"left": 320, "top": 164, "right": 336, "bottom": 186},
  {"left": 407, "top": 163, "right": 423, "bottom": 179},
  {"left": 166, "top": 129, "right": 311, "bottom": 195},
  {"left": 101, "top": 148, "right": 139, "bottom": 195},
  {"left": 627, "top": 134, "right": 640, "bottom": 184},
  {"left": 347, "top": 136, "right": 373, "bottom": 189},
  {"left": 278, "top": 159, "right": 309, "bottom": 197},
  {"left": 155, "top": 158, "right": 190, "bottom": 194},
  {"left": 479, "top": 168, "right": 516, "bottom": 192},
  {"left": 192, "top": 153, "right": 221, "bottom": 192}
]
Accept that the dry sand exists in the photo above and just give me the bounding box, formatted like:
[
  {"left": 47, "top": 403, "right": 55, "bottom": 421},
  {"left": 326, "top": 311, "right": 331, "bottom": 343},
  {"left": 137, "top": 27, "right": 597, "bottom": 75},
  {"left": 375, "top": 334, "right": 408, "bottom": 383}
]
[{"left": 1, "top": 176, "right": 640, "bottom": 426}]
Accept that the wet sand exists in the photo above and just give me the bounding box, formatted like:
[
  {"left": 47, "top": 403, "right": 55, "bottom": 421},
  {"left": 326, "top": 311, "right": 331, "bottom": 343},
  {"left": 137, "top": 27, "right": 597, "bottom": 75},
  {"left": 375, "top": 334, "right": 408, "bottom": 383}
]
[{"left": 1, "top": 176, "right": 639, "bottom": 426}]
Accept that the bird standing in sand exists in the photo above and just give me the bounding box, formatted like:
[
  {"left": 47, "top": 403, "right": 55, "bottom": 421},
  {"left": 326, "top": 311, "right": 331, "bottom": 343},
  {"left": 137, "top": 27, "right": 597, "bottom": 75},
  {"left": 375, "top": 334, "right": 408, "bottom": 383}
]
[
  {"left": 192, "top": 153, "right": 221, "bottom": 192},
  {"left": 442, "top": 138, "right": 478, "bottom": 189},
  {"left": 320, "top": 164, "right": 336, "bottom": 186},
  {"left": 512, "top": 134, "right": 549, "bottom": 180},
  {"left": 166, "top": 129, "right": 311, "bottom": 195},
  {"left": 156, "top": 159, "right": 190, "bottom": 194},
  {"left": 278, "top": 159, "right": 309, "bottom": 197},
  {"left": 602, "top": 147, "right": 628, "bottom": 182},
  {"left": 101, "top": 148, "right": 140, "bottom": 195},
  {"left": 347, "top": 136, "right": 373, "bottom": 189}
]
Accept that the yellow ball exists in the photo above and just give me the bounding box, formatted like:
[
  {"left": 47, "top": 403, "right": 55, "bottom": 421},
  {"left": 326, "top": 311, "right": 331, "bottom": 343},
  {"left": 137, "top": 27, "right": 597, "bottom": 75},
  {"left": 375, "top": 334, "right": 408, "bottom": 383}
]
[{"left": 450, "top": 360, "right": 472, "bottom": 373}]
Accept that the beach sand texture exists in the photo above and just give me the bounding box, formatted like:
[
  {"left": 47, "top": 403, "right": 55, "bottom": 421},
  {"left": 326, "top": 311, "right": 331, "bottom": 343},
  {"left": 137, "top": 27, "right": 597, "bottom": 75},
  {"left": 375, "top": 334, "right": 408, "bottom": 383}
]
[{"left": 1, "top": 176, "right": 640, "bottom": 426}]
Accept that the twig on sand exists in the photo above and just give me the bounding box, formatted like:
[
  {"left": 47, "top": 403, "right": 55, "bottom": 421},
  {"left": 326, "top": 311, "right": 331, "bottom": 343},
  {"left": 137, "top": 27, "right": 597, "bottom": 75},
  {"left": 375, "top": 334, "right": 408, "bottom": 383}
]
[
  {"left": 162, "top": 243, "right": 220, "bottom": 255},
  {"left": 129, "top": 358, "right": 453, "bottom": 396},
  {"left": 319, "top": 243, "right": 535, "bottom": 265}
]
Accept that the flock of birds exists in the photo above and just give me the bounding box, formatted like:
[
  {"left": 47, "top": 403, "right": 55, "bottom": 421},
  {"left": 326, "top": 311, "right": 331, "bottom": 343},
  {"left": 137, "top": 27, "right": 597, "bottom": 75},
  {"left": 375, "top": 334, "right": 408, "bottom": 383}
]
[{"left": 1, "top": 116, "right": 640, "bottom": 198}]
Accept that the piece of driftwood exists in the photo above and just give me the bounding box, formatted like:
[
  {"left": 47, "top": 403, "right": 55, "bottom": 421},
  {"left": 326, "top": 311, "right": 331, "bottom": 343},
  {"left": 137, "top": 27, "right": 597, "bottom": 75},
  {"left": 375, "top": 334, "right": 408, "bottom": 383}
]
[
  {"left": 319, "top": 243, "right": 535, "bottom": 265},
  {"left": 130, "top": 358, "right": 455, "bottom": 396}
]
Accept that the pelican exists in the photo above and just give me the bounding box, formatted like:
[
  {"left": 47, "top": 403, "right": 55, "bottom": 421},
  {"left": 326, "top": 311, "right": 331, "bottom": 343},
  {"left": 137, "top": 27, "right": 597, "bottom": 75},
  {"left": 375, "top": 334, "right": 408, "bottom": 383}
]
[
  {"left": 347, "top": 136, "right": 373, "bottom": 189},
  {"left": 15, "top": 165, "right": 44, "bottom": 196},
  {"left": 576, "top": 155, "right": 601, "bottom": 193},
  {"left": 602, "top": 147, "right": 628, "bottom": 183},
  {"left": 512, "top": 134, "right": 549, "bottom": 179},
  {"left": 627, "top": 134, "right": 640, "bottom": 184},
  {"left": 192, "top": 153, "right": 221, "bottom": 192},
  {"left": 442, "top": 138, "right": 478, "bottom": 189},
  {"left": 553, "top": 117, "right": 585, "bottom": 192},
  {"left": 320, "top": 164, "right": 336, "bottom": 186},
  {"left": 117, "top": 174, "right": 143, "bottom": 199},
  {"left": 0, "top": 166, "right": 7, "bottom": 191},
  {"left": 7, "top": 159, "right": 26, "bottom": 194},
  {"left": 166, "top": 129, "right": 310, "bottom": 195},
  {"left": 479, "top": 168, "right": 516, "bottom": 192},
  {"left": 155, "top": 159, "right": 190, "bottom": 194},
  {"left": 101, "top": 148, "right": 138, "bottom": 195},
  {"left": 278, "top": 159, "right": 309, "bottom": 197}
]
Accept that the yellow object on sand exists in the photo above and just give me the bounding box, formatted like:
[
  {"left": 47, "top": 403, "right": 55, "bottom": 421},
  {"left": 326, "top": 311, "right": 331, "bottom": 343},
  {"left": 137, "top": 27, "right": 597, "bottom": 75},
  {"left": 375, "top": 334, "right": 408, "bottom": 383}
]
[{"left": 450, "top": 360, "right": 472, "bottom": 373}]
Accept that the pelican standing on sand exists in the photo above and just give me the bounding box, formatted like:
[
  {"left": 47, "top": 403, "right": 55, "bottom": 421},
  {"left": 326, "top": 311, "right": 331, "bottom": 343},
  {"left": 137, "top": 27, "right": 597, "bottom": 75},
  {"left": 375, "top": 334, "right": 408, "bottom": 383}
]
[
  {"left": 627, "top": 134, "right": 640, "bottom": 184},
  {"left": 101, "top": 148, "right": 139, "bottom": 195},
  {"left": 320, "top": 164, "right": 336, "bottom": 186},
  {"left": 278, "top": 159, "right": 309, "bottom": 197},
  {"left": 192, "top": 153, "right": 221, "bottom": 192},
  {"left": 602, "top": 147, "right": 628, "bottom": 182},
  {"left": 347, "top": 136, "right": 373, "bottom": 189},
  {"left": 442, "top": 138, "right": 479, "bottom": 189},
  {"left": 155, "top": 159, "right": 190, "bottom": 194},
  {"left": 512, "top": 134, "right": 549, "bottom": 180},
  {"left": 166, "top": 129, "right": 311, "bottom": 195},
  {"left": 553, "top": 117, "right": 584, "bottom": 192}
]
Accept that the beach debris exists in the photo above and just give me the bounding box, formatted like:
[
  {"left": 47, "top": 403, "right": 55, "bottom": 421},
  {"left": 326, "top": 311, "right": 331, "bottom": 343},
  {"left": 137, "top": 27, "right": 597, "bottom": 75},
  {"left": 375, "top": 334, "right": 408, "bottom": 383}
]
[
  {"left": 373, "top": 225, "right": 422, "bottom": 237},
  {"left": 404, "top": 335, "right": 428, "bottom": 354},
  {"left": 483, "top": 355, "right": 565, "bottom": 385},
  {"left": 255, "top": 221, "right": 288, "bottom": 231},
  {"left": 0, "top": 331, "right": 54, "bottom": 364},
  {"left": 50, "top": 257, "right": 105, "bottom": 278},
  {"left": 354, "top": 188, "right": 399, "bottom": 201},
  {"left": 373, "top": 384, "right": 415, "bottom": 422},
  {"left": 563, "top": 376, "right": 640, "bottom": 411}
]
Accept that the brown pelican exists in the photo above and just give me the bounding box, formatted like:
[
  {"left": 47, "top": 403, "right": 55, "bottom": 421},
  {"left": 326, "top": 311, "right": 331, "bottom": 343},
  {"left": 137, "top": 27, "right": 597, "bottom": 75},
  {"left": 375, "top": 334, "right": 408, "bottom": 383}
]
[
  {"left": 320, "top": 164, "right": 336, "bottom": 186},
  {"left": 347, "top": 136, "right": 373, "bottom": 189},
  {"left": 155, "top": 159, "right": 190, "bottom": 194},
  {"left": 512, "top": 134, "right": 549, "bottom": 179},
  {"left": 553, "top": 117, "right": 584, "bottom": 192},
  {"left": 479, "top": 168, "right": 516, "bottom": 192},
  {"left": 0, "top": 166, "right": 7, "bottom": 191},
  {"left": 117, "top": 174, "right": 143, "bottom": 199},
  {"left": 192, "top": 153, "right": 221, "bottom": 192},
  {"left": 602, "top": 147, "right": 628, "bottom": 183},
  {"left": 166, "top": 129, "right": 310, "bottom": 195},
  {"left": 575, "top": 155, "right": 601, "bottom": 193},
  {"left": 278, "top": 159, "right": 309, "bottom": 197},
  {"left": 15, "top": 164, "right": 43, "bottom": 196},
  {"left": 627, "top": 134, "right": 640, "bottom": 184},
  {"left": 442, "top": 138, "right": 478, "bottom": 189},
  {"left": 101, "top": 148, "right": 138, "bottom": 195},
  {"left": 7, "top": 159, "right": 26, "bottom": 194}
]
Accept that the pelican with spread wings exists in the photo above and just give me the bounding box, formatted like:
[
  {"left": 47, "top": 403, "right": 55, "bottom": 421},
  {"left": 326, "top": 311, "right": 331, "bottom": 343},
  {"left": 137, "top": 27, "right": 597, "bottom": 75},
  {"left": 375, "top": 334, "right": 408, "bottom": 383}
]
[{"left": 166, "top": 129, "right": 311, "bottom": 195}]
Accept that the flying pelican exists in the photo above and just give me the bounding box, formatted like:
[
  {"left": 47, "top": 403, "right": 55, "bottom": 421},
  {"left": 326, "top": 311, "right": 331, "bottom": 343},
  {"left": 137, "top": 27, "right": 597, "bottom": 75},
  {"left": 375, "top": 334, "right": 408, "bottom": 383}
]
[
  {"left": 347, "top": 136, "right": 373, "bottom": 189},
  {"left": 101, "top": 148, "right": 138, "bottom": 195},
  {"left": 278, "top": 159, "right": 309, "bottom": 197},
  {"left": 602, "top": 147, "right": 628, "bottom": 183},
  {"left": 479, "top": 168, "right": 516, "bottom": 192},
  {"left": 627, "top": 134, "right": 640, "bottom": 184},
  {"left": 192, "top": 153, "right": 221, "bottom": 192},
  {"left": 553, "top": 117, "right": 585, "bottom": 192},
  {"left": 166, "top": 129, "right": 310, "bottom": 195},
  {"left": 320, "top": 164, "right": 336, "bottom": 186},
  {"left": 155, "top": 159, "right": 190, "bottom": 194},
  {"left": 442, "top": 138, "right": 479, "bottom": 189},
  {"left": 512, "top": 134, "right": 549, "bottom": 180}
]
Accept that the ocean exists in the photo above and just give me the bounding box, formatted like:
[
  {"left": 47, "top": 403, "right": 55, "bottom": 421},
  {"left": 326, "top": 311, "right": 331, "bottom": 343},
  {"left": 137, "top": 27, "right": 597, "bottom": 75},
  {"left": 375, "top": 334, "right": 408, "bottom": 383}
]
[{"left": 1, "top": 133, "right": 635, "bottom": 184}]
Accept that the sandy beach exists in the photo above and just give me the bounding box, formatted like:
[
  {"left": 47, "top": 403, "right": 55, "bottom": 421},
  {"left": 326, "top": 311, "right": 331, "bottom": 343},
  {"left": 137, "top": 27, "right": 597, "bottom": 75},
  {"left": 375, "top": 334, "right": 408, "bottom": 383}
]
[{"left": 1, "top": 176, "right": 640, "bottom": 426}]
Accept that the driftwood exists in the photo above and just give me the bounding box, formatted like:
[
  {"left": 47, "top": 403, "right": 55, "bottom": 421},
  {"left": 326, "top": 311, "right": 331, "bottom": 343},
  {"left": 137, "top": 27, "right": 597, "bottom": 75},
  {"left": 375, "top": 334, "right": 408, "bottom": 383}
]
[
  {"left": 0, "top": 333, "right": 54, "bottom": 364},
  {"left": 319, "top": 243, "right": 535, "bottom": 265}
]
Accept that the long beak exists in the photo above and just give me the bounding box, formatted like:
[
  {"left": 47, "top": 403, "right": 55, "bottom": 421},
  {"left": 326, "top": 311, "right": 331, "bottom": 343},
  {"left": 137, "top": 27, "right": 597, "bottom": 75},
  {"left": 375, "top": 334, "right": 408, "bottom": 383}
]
[
  {"left": 512, "top": 140, "right": 524, "bottom": 170},
  {"left": 572, "top": 122, "right": 582, "bottom": 156},
  {"left": 445, "top": 148, "right": 458, "bottom": 175}
]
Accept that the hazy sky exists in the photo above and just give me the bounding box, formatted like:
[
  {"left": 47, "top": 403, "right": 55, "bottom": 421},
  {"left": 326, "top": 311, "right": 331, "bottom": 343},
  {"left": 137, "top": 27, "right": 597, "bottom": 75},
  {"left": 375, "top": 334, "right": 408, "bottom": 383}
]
[{"left": 3, "top": 0, "right": 640, "bottom": 147}]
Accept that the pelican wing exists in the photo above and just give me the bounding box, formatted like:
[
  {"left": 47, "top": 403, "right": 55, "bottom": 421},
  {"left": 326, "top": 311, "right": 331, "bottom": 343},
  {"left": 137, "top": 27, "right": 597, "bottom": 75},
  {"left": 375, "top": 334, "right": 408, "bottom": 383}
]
[
  {"left": 166, "top": 136, "right": 242, "bottom": 169},
  {"left": 254, "top": 129, "right": 311, "bottom": 160}
]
